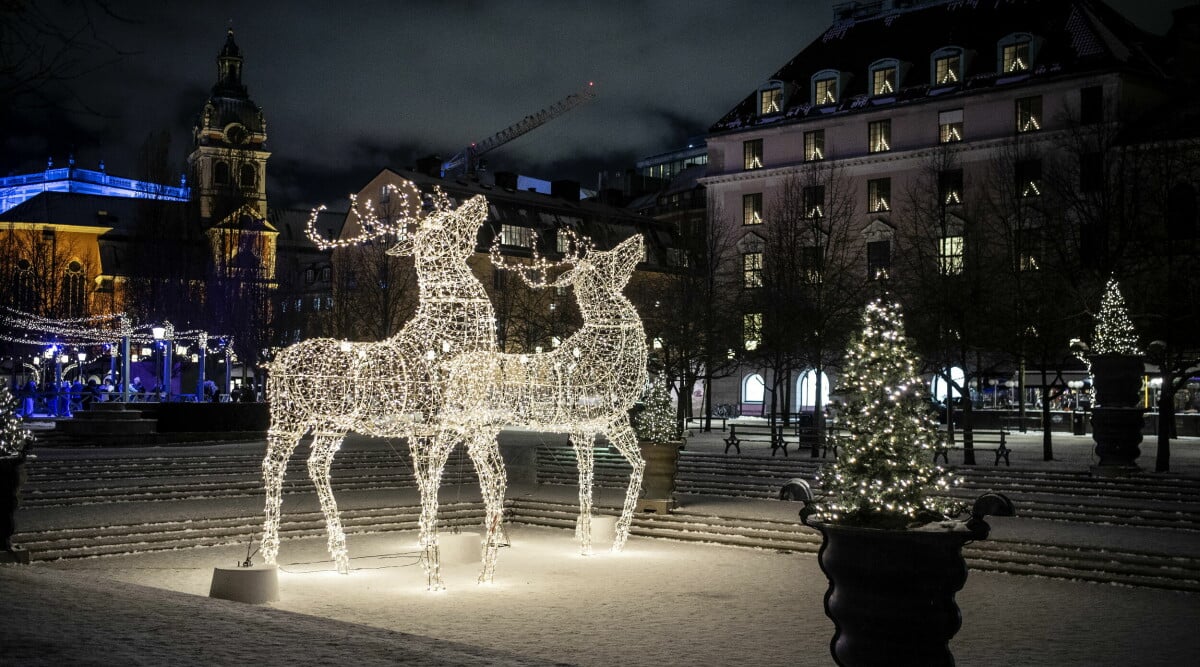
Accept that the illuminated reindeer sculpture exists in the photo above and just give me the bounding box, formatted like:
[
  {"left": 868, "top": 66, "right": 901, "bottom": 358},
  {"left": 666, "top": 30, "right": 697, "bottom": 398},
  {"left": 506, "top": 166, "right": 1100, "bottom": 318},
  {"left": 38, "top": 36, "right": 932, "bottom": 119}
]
[
  {"left": 440, "top": 234, "right": 649, "bottom": 558},
  {"left": 261, "top": 183, "right": 507, "bottom": 586}
]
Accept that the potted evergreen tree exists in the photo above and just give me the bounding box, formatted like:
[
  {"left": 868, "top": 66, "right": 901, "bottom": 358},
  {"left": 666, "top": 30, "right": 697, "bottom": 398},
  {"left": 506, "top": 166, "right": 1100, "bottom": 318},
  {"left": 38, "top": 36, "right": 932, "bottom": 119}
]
[
  {"left": 799, "top": 299, "right": 1013, "bottom": 667},
  {"left": 632, "top": 375, "right": 685, "bottom": 513},
  {"left": 1, "top": 384, "right": 35, "bottom": 564},
  {"left": 1083, "top": 278, "right": 1145, "bottom": 471}
]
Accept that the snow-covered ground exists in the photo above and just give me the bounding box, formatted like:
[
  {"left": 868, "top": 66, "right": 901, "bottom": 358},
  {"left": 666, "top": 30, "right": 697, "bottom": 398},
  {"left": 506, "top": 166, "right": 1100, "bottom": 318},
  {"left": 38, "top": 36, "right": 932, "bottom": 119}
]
[{"left": 3, "top": 524, "right": 1198, "bottom": 666}]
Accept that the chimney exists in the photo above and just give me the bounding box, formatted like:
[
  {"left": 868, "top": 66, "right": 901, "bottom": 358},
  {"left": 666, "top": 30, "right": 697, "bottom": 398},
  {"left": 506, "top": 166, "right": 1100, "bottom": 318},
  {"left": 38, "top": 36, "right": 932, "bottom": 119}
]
[
  {"left": 415, "top": 155, "right": 444, "bottom": 178},
  {"left": 494, "top": 171, "right": 519, "bottom": 191},
  {"left": 551, "top": 179, "right": 580, "bottom": 202}
]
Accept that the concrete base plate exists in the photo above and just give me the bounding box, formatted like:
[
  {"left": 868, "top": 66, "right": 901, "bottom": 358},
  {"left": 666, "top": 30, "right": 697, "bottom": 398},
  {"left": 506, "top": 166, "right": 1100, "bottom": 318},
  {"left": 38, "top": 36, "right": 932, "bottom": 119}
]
[{"left": 209, "top": 564, "right": 278, "bottom": 604}]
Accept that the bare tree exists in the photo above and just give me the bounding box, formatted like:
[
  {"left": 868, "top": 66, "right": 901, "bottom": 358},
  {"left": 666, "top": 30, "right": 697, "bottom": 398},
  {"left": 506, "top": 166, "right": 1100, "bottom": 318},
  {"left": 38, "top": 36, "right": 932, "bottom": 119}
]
[{"left": 755, "top": 164, "right": 865, "bottom": 435}]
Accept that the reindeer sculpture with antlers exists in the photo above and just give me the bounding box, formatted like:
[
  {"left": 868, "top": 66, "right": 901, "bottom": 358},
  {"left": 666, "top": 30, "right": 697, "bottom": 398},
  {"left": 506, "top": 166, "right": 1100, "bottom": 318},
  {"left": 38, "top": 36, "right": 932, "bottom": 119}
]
[
  {"left": 439, "top": 233, "right": 650, "bottom": 557},
  {"left": 261, "top": 183, "right": 506, "bottom": 587}
]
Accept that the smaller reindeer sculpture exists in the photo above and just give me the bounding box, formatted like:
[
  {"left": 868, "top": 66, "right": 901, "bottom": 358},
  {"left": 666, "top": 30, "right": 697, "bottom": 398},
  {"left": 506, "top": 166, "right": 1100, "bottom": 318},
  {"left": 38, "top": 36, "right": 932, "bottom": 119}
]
[{"left": 440, "top": 234, "right": 649, "bottom": 557}]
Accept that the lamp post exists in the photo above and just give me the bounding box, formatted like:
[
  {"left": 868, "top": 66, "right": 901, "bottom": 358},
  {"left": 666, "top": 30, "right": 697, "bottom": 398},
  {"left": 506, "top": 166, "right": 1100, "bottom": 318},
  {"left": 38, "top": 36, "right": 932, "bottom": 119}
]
[
  {"left": 1068, "top": 380, "right": 1085, "bottom": 435},
  {"left": 196, "top": 332, "right": 207, "bottom": 401},
  {"left": 989, "top": 379, "right": 998, "bottom": 409}
]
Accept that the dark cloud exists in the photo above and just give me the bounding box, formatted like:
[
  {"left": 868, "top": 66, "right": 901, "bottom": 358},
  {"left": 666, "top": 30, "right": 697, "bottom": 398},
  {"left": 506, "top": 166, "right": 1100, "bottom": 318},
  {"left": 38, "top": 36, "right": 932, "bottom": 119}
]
[{"left": 4, "top": 0, "right": 1188, "bottom": 206}]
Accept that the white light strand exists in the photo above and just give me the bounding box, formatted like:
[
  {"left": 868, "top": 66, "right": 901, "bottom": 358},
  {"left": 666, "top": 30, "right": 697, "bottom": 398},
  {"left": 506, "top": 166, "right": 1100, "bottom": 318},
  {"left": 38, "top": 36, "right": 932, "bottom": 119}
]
[
  {"left": 441, "top": 235, "right": 650, "bottom": 556},
  {"left": 262, "top": 186, "right": 504, "bottom": 590},
  {"left": 1091, "top": 277, "right": 1140, "bottom": 355}
]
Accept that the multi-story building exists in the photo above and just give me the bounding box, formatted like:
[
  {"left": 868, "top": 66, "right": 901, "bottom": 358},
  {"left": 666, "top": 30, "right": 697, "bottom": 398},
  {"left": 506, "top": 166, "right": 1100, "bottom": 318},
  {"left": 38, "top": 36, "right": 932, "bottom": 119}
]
[{"left": 701, "top": 0, "right": 1198, "bottom": 417}]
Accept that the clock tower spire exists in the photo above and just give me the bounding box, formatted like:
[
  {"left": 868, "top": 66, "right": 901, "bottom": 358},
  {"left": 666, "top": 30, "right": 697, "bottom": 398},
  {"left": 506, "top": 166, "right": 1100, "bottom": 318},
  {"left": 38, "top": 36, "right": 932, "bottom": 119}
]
[{"left": 188, "top": 28, "right": 277, "bottom": 280}]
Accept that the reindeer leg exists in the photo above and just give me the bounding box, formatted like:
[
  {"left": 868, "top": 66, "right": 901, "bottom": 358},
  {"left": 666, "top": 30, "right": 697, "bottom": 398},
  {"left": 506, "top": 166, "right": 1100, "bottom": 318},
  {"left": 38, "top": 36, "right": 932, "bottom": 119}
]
[
  {"left": 605, "top": 415, "right": 644, "bottom": 552},
  {"left": 411, "top": 433, "right": 452, "bottom": 591},
  {"left": 308, "top": 431, "right": 350, "bottom": 574},
  {"left": 570, "top": 430, "right": 596, "bottom": 555},
  {"left": 466, "top": 428, "right": 507, "bottom": 584},
  {"left": 261, "top": 422, "right": 306, "bottom": 566}
]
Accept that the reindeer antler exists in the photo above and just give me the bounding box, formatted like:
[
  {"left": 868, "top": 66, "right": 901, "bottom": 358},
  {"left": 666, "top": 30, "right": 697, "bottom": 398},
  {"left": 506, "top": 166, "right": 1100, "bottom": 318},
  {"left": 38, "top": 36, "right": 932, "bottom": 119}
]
[
  {"left": 490, "top": 227, "right": 593, "bottom": 288},
  {"left": 305, "top": 180, "right": 436, "bottom": 250}
]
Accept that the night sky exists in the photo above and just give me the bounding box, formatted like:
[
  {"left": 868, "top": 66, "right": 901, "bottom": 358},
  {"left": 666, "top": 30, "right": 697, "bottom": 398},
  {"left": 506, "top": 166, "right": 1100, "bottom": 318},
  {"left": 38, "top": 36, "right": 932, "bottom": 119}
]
[{"left": 2, "top": 0, "right": 1190, "bottom": 209}]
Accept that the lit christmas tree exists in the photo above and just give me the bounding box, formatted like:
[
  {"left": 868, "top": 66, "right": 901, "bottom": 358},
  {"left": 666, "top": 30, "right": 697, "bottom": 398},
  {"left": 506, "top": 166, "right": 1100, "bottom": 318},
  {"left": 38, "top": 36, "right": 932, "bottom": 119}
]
[
  {"left": 0, "top": 385, "right": 33, "bottom": 459},
  {"left": 815, "top": 299, "right": 958, "bottom": 528},
  {"left": 1091, "top": 277, "right": 1140, "bottom": 355},
  {"left": 633, "top": 375, "right": 679, "bottom": 444}
]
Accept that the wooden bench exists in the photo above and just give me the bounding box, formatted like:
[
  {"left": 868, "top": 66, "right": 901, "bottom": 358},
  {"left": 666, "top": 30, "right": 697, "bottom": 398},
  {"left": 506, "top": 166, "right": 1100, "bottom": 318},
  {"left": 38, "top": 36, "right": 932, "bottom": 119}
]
[
  {"left": 723, "top": 423, "right": 790, "bottom": 456},
  {"left": 934, "top": 429, "right": 1011, "bottom": 466}
]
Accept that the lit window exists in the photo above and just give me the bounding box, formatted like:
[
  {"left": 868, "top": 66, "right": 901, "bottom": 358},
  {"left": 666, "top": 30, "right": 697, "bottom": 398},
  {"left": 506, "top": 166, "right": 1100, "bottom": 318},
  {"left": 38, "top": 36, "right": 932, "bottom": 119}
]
[
  {"left": 815, "top": 77, "right": 838, "bottom": 105},
  {"left": 743, "top": 139, "right": 763, "bottom": 170},
  {"left": 805, "top": 130, "right": 825, "bottom": 161},
  {"left": 939, "top": 169, "right": 963, "bottom": 206},
  {"left": 312, "top": 297, "right": 321, "bottom": 311},
  {"left": 939, "top": 109, "right": 963, "bottom": 143},
  {"left": 867, "top": 240, "right": 891, "bottom": 280},
  {"left": 760, "top": 87, "right": 783, "bottom": 115},
  {"left": 305, "top": 268, "right": 315, "bottom": 284},
  {"left": 742, "top": 252, "right": 763, "bottom": 288},
  {"left": 556, "top": 232, "right": 571, "bottom": 254},
  {"left": 1017, "top": 228, "right": 1041, "bottom": 271},
  {"left": 868, "top": 178, "right": 891, "bottom": 212},
  {"left": 869, "top": 119, "right": 891, "bottom": 153},
  {"left": 801, "top": 246, "right": 823, "bottom": 284},
  {"left": 281, "top": 300, "right": 289, "bottom": 313},
  {"left": 1017, "top": 159, "right": 1042, "bottom": 198},
  {"left": 743, "top": 313, "right": 762, "bottom": 351},
  {"left": 939, "top": 236, "right": 964, "bottom": 275},
  {"left": 1016, "top": 96, "right": 1042, "bottom": 133},
  {"left": 320, "top": 266, "right": 331, "bottom": 282},
  {"left": 1003, "top": 41, "right": 1030, "bottom": 73},
  {"left": 872, "top": 67, "right": 897, "bottom": 95},
  {"left": 295, "top": 298, "right": 302, "bottom": 311},
  {"left": 499, "top": 224, "right": 533, "bottom": 248},
  {"left": 743, "top": 193, "right": 763, "bottom": 226},
  {"left": 803, "top": 185, "right": 824, "bottom": 219},
  {"left": 934, "top": 54, "right": 961, "bottom": 84}
]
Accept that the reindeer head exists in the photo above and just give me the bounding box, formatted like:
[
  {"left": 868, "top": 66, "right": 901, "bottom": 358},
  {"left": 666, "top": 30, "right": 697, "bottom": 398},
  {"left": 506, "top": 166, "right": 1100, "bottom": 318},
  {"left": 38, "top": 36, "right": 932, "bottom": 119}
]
[
  {"left": 393, "top": 192, "right": 488, "bottom": 262},
  {"left": 549, "top": 234, "right": 643, "bottom": 315}
]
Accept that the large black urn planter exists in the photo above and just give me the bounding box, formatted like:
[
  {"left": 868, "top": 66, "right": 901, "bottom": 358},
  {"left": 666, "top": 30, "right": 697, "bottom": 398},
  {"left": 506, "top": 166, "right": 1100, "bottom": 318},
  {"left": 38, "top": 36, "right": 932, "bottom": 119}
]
[
  {"left": 0, "top": 452, "right": 30, "bottom": 563},
  {"left": 801, "top": 494, "right": 1014, "bottom": 667},
  {"left": 1088, "top": 353, "right": 1146, "bottom": 472},
  {"left": 636, "top": 441, "right": 682, "bottom": 513}
]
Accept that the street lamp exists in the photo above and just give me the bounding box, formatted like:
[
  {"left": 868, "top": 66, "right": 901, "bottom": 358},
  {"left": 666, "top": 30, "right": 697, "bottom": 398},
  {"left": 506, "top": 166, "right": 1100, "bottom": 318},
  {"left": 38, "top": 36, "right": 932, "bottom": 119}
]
[
  {"left": 989, "top": 379, "right": 998, "bottom": 409},
  {"left": 1068, "top": 380, "right": 1085, "bottom": 435}
]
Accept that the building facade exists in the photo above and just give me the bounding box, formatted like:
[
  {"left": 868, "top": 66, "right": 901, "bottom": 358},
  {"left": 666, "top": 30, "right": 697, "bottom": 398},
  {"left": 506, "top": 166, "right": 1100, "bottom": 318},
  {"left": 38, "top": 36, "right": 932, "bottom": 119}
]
[{"left": 701, "top": 0, "right": 1199, "bottom": 418}]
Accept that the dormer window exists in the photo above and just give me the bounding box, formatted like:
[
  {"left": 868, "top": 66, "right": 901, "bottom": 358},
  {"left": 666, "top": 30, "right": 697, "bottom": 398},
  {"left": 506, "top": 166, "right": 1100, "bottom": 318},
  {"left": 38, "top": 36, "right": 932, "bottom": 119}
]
[
  {"left": 760, "top": 85, "right": 783, "bottom": 115},
  {"left": 812, "top": 70, "right": 840, "bottom": 105},
  {"left": 998, "top": 33, "right": 1037, "bottom": 73},
  {"left": 869, "top": 59, "right": 900, "bottom": 96},
  {"left": 931, "top": 47, "right": 964, "bottom": 85}
]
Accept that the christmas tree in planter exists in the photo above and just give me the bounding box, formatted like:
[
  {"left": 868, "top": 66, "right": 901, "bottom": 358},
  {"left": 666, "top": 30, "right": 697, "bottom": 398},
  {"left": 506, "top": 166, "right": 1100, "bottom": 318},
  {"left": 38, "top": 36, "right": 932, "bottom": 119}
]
[
  {"left": 632, "top": 374, "right": 684, "bottom": 514},
  {"left": 1086, "top": 277, "right": 1145, "bottom": 469},
  {"left": 1, "top": 384, "right": 35, "bottom": 561},
  {"left": 814, "top": 298, "right": 958, "bottom": 529},
  {"left": 803, "top": 299, "right": 1012, "bottom": 667}
]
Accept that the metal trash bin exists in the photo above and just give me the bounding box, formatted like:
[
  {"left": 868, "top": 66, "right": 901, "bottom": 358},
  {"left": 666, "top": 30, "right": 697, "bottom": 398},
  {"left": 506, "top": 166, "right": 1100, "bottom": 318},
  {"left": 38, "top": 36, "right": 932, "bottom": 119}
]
[{"left": 1072, "top": 412, "right": 1087, "bottom": 435}]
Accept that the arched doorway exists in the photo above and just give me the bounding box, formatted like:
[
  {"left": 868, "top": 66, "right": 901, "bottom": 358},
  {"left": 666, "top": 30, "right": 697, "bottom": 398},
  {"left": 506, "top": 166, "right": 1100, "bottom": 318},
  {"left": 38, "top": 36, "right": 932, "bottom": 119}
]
[
  {"left": 741, "top": 373, "right": 765, "bottom": 416},
  {"left": 796, "top": 369, "right": 831, "bottom": 411}
]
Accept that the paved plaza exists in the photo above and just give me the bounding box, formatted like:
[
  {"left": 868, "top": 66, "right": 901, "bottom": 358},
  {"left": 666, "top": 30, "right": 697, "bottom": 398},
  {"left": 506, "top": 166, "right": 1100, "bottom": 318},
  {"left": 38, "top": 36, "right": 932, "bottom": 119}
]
[{"left": 1, "top": 422, "right": 1198, "bottom": 665}]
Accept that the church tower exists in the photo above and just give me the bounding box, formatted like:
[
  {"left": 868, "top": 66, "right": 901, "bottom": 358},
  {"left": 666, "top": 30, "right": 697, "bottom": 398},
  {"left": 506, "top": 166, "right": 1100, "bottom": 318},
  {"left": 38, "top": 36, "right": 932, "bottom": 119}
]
[{"left": 188, "top": 29, "right": 276, "bottom": 280}]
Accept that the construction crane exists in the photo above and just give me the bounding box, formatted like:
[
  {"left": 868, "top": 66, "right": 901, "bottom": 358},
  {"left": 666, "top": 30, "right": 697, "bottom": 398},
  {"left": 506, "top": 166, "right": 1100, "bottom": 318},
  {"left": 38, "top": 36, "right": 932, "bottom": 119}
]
[{"left": 440, "top": 81, "right": 597, "bottom": 177}]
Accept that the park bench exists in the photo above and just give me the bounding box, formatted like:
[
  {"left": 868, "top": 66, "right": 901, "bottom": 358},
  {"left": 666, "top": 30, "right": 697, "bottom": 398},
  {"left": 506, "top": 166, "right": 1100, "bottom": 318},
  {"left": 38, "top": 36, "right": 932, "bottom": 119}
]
[
  {"left": 934, "top": 429, "right": 1011, "bottom": 466},
  {"left": 723, "top": 423, "right": 791, "bottom": 456}
]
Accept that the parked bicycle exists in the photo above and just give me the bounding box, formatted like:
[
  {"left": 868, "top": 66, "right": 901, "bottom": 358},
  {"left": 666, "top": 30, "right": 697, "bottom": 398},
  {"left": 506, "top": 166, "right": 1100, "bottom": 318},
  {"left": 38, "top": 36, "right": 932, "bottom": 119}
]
[{"left": 714, "top": 403, "right": 741, "bottom": 419}]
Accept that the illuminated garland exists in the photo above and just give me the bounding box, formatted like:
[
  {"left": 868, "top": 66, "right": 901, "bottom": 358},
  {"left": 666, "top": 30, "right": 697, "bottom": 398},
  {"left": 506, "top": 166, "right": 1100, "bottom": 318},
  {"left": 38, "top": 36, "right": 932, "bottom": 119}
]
[
  {"left": 813, "top": 299, "right": 960, "bottom": 528},
  {"left": 1091, "top": 277, "right": 1140, "bottom": 355},
  {"left": 633, "top": 374, "right": 679, "bottom": 444},
  {"left": 441, "top": 235, "right": 650, "bottom": 556},
  {"left": 261, "top": 186, "right": 504, "bottom": 590}
]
